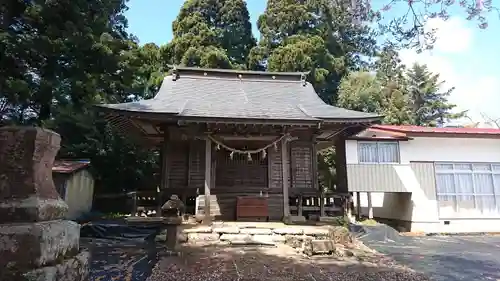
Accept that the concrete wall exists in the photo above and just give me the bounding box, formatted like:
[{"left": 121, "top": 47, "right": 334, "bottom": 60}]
[
  {"left": 63, "top": 169, "right": 95, "bottom": 219},
  {"left": 347, "top": 135, "right": 500, "bottom": 233}
]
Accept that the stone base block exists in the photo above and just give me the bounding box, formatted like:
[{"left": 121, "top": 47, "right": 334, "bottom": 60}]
[
  {"left": 273, "top": 227, "right": 303, "bottom": 235},
  {"left": 187, "top": 233, "right": 219, "bottom": 242},
  {"left": 240, "top": 228, "right": 272, "bottom": 235},
  {"left": 213, "top": 227, "right": 240, "bottom": 234},
  {"left": 327, "top": 226, "right": 353, "bottom": 244},
  {"left": 220, "top": 234, "right": 251, "bottom": 242},
  {"left": 283, "top": 216, "right": 306, "bottom": 224},
  {"left": 271, "top": 235, "right": 286, "bottom": 243},
  {"left": 0, "top": 220, "right": 80, "bottom": 269},
  {"left": 303, "top": 239, "right": 335, "bottom": 256},
  {"left": 251, "top": 235, "right": 276, "bottom": 245},
  {"left": 0, "top": 197, "right": 68, "bottom": 224},
  {"left": 284, "top": 235, "right": 303, "bottom": 248},
  {"left": 18, "top": 250, "right": 90, "bottom": 281},
  {"left": 303, "top": 228, "right": 329, "bottom": 237}
]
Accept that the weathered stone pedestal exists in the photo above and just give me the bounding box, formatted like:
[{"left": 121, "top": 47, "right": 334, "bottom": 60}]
[
  {"left": 0, "top": 127, "right": 89, "bottom": 281},
  {"left": 155, "top": 216, "right": 183, "bottom": 249}
]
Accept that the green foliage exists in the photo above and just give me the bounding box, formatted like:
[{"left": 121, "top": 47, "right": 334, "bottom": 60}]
[
  {"left": 1, "top": 0, "right": 161, "bottom": 194},
  {"left": 168, "top": 0, "right": 256, "bottom": 69},
  {"left": 45, "top": 105, "right": 159, "bottom": 194},
  {"left": 1, "top": 0, "right": 465, "bottom": 198},
  {"left": 338, "top": 46, "right": 460, "bottom": 126},
  {"left": 318, "top": 148, "right": 336, "bottom": 191},
  {"left": 328, "top": 215, "right": 350, "bottom": 228},
  {"left": 1, "top": 0, "right": 134, "bottom": 123},
  {"left": 359, "top": 218, "right": 378, "bottom": 226},
  {"left": 250, "top": 0, "right": 378, "bottom": 103},
  {"left": 406, "top": 63, "right": 465, "bottom": 126}
]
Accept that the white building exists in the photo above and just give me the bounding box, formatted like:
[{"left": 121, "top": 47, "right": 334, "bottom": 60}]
[{"left": 346, "top": 125, "right": 500, "bottom": 233}]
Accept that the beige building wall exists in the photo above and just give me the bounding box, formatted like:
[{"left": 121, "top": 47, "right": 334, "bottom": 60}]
[
  {"left": 64, "top": 169, "right": 95, "bottom": 219},
  {"left": 347, "top": 135, "right": 500, "bottom": 234}
]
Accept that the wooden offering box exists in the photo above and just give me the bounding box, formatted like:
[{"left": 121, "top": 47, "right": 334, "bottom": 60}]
[{"left": 236, "top": 196, "right": 269, "bottom": 221}]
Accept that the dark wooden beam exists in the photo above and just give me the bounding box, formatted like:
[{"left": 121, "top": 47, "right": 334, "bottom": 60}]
[
  {"left": 203, "top": 137, "right": 212, "bottom": 224},
  {"left": 334, "top": 137, "right": 348, "bottom": 194},
  {"left": 281, "top": 137, "right": 290, "bottom": 217},
  {"left": 157, "top": 127, "right": 170, "bottom": 216}
]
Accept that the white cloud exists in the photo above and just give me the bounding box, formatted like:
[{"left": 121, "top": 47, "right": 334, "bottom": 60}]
[
  {"left": 424, "top": 17, "right": 473, "bottom": 53},
  {"left": 399, "top": 17, "right": 500, "bottom": 125}
]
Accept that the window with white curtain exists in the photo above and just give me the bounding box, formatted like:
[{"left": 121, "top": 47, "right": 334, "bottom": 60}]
[
  {"left": 357, "top": 141, "right": 399, "bottom": 163},
  {"left": 435, "top": 163, "right": 500, "bottom": 218}
]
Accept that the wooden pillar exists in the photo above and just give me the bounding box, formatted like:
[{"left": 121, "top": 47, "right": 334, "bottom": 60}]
[
  {"left": 298, "top": 195, "right": 303, "bottom": 217},
  {"left": 157, "top": 129, "right": 169, "bottom": 217},
  {"left": 367, "top": 192, "right": 373, "bottom": 219},
  {"left": 203, "top": 137, "right": 212, "bottom": 224},
  {"left": 356, "top": 192, "right": 361, "bottom": 220},
  {"left": 312, "top": 136, "right": 319, "bottom": 191},
  {"left": 334, "top": 137, "right": 348, "bottom": 193},
  {"left": 281, "top": 137, "right": 290, "bottom": 218},
  {"left": 319, "top": 194, "right": 325, "bottom": 217}
]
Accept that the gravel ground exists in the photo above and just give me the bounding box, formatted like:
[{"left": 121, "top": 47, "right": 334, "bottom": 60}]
[{"left": 147, "top": 244, "right": 431, "bottom": 281}]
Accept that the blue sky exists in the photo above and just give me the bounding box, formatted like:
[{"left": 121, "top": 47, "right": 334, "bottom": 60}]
[{"left": 125, "top": 0, "right": 500, "bottom": 123}]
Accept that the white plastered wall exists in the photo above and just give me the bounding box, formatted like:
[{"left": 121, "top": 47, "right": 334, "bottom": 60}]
[{"left": 347, "top": 134, "right": 500, "bottom": 233}]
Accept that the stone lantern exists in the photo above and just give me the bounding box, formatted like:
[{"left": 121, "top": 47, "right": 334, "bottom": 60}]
[
  {"left": 158, "top": 194, "right": 184, "bottom": 249},
  {"left": 0, "top": 127, "right": 89, "bottom": 281}
]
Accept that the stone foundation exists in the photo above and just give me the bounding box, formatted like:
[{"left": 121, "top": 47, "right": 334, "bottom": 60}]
[
  {"left": 0, "top": 127, "right": 89, "bottom": 281},
  {"left": 174, "top": 222, "right": 360, "bottom": 257}
]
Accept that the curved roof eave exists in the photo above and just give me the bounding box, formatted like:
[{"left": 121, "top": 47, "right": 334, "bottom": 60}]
[
  {"left": 319, "top": 115, "right": 383, "bottom": 124},
  {"left": 93, "top": 104, "right": 179, "bottom": 115}
]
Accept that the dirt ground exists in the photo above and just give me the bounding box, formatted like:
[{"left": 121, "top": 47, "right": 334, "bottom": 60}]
[{"left": 147, "top": 243, "right": 431, "bottom": 281}]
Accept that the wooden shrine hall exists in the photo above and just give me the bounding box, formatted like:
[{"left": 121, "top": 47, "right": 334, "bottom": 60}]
[{"left": 96, "top": 67, "right": 381, "bottom": 222}]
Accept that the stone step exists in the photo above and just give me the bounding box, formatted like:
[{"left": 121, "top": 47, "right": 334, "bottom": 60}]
[
  {"left": 229, "top": 240, "right": 276, "bottom": 246},
  {"left": 240, "top": 228, "right": 273, "bottom": 235}
]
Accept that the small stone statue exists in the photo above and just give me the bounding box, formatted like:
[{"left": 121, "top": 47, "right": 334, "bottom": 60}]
[{"left": 161, "top": 194, "right": 185, "bottom": 217}]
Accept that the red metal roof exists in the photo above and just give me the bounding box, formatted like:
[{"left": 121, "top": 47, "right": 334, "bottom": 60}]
[
  {"left": 52, "top": 160, "right": 90, "bottom": 174},
  {"left": 372, "top": 125, "right": 500, "bottom": 136}
]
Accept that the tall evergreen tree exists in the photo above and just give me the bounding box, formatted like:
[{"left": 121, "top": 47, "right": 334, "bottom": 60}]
[
  {"left": 406, "top": 63, "right": 464, "bottom": 126},
  {"left": 337, "top": 71, "right": 412, "bottom": 125},
  {"left": 373, "top": 46, "right": 413, "bottom": 124},
  {"left": 0, "top": 0, "right": 134, "bottom": 124},
  {"left": 1, "top": 1, "right": 166, "bottom": 195},
  {"left": 249, "top": 0, "right": 378, "bottom": 104},
  {"left": 338, "top": 51, "right": 462, "bottom": 126},
  {"left": 166, "top": 0, "right": 256, "bottom": 69}
]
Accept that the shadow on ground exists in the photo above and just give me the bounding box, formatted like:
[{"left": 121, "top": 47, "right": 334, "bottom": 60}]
[
  {"left": 81, "top": 220, "right": 432, "bottom": 281},
  {"left": 146, "top": 243, "right": 430, "bottom": 281}
]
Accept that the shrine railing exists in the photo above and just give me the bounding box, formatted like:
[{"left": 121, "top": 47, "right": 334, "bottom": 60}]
[
  {"left": 289, "top": 189, "right": 348, "bottom": 218},
  {"left": 126, "top": 188, "right": 349, "bottom": 219}
]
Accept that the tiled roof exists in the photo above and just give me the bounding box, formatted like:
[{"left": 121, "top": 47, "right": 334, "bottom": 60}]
[
  {"left": 372, "top": 125, "right": 500, "bottom": 136},
  {"left": 52, "top": 160, "right": 90, "bottom": 174},
  {"left": 97, "top": 67, "right": 381, "bottom": 123}
]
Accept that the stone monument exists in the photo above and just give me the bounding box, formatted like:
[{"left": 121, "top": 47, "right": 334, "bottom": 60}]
[
  {"left": 0, "top": 127, "right": 89, "bottom": 281},
  {"left": 158, "top": 195, "right": 183, "bottom": 249}
]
